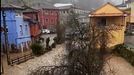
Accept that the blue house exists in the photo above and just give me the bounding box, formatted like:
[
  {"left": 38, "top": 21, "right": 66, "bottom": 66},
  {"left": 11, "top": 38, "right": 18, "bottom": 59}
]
[{"left": 1, "top": 4, "right": 31, "bottom": 52}]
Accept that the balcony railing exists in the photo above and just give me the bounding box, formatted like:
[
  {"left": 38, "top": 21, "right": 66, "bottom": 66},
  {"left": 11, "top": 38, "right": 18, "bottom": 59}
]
[{"left": 96, "top": 24, "right": 125, "bottom": 30}]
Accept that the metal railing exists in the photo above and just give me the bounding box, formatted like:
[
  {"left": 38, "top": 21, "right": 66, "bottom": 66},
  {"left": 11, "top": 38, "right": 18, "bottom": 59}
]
[
  {"left": 10, "top": 53, "right": 34, "bottom": 65},
  {"left": 96, "top": 24, "right": 124, "bottom": 30}
]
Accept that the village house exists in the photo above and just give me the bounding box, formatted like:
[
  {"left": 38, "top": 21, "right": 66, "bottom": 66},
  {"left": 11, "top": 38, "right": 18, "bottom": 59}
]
[
  {"left": 1, "top": 4, "right": 31, "bottom": 53},
  {"left": 30, "top": 2, "right": 59, "bottom": 31},
  {"left": 89, "top": 3, "right": 127, "bottom": 47},
  {"left": 23, "top": 6, "right": 40, "bottom": 40},
  {"left": 38, "top": 8, "right": 59, "bottom": 30}
]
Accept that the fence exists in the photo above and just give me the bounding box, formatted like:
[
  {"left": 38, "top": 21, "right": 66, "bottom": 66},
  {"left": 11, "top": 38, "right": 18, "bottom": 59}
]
[{"left": 10, "top": 53, "right": 34, "bottom": 65}]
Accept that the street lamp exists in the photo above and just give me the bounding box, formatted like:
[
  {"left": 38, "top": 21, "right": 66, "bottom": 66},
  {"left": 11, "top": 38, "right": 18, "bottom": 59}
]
[{"left": 2, "top": 10, "right": 10, "bottom": 65}]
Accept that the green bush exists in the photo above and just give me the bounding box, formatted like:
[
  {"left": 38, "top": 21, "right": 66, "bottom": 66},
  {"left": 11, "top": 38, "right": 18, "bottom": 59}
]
[
  {"left": 30, "top": 43, "right": 44, "bottom": 56},
  {"left": 113, "top": 44, "right": 134, "bottom": 66}
]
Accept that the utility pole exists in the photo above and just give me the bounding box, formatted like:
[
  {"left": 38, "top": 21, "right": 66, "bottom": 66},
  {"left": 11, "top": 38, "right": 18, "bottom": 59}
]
[{"left": 2, "top": 10, "right": 10, "bottom": 65}]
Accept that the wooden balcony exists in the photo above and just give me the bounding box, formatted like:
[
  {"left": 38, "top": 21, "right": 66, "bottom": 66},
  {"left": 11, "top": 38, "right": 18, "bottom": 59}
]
[{"left": 96, "top": 24, "right": 125, "bottom": 30}]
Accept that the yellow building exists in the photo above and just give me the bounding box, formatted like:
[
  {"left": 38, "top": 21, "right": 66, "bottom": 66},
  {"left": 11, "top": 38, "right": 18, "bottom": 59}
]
[{"left": 89, "top": 3, "right": 127, "bottom": 47}]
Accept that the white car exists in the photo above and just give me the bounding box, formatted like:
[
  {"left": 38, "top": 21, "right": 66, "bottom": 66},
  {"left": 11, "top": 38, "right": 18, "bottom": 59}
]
[{"left": 42, "top": 29, "right": 50, "bottom": 34}]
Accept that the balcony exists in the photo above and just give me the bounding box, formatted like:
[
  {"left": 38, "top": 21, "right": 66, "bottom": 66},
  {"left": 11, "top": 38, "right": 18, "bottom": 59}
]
[{"left": 96, "top": 24, "right": 125, "bottom": 30}]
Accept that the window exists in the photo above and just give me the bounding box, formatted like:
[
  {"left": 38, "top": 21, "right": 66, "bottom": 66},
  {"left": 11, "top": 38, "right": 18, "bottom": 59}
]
[
  {"left": 63, "top": 11, "right": 66, "bottom": 14},
  {"left": 51, "top": 11, "right": 53, "bottom": 14},
  {"left": 46, "top": 19, "right": 48, "bottom": 22},
  {"left": 25, "top": 25, "right": 28, "bottom": 35},
  {"left": 25, "top": 25, "right": 28, "bottom": 31},
  {"left": 15, "top": 11, "right": 22, "bottom": 16},
  {"left": 20, "top": 25, "right": 23, "bottom": 35},
  {"left": 100, "top": 18, "right": 106, "bottom": 26},
  {"left": 45, "top": 11, "right": 48, "bottom": 15},
  {"left": 51, "top": 19, "right": 53, "bottom": 23},
  {"left": 132, "top": 25, "right": 134, "bottom": 29}
]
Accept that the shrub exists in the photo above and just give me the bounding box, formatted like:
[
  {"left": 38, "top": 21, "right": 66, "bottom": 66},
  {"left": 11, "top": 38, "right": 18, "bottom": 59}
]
[
  {"left": 113, "top": 44, "right": 134, "bottom": 66},
  {"left": 30, "top": 43, "right": 44, "bottom": 56}
]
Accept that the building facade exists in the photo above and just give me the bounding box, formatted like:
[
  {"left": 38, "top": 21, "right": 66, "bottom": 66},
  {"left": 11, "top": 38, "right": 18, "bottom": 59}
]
[
  {"left": 89, "top": 3, "right": 127, "bottom": 48},
  {"left": 38, "top": 8, "right": 59, "bottom": 30},
  {"left": 23, "top": 8, "right": 40, "bottom": 39},
  {"left": 1, "top": 5, "right": 31, "bottom": 52}
]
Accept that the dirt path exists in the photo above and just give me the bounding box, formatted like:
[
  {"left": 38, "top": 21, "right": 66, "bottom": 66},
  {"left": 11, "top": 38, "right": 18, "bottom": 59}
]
[
  {"left": 4, "top": 44, "right": 67, "bottom": 75},
  {"left": 104, "top": 55, "right": 134, "bottom": 75}
]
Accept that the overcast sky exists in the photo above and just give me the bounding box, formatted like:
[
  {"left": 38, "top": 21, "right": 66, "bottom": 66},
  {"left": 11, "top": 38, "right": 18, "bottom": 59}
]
[
  {"left": 1, "top": 0, "right": 123, "bottom": 10},
  {"left": 51, "top": 0, "right": 123, "bottom": 10}
]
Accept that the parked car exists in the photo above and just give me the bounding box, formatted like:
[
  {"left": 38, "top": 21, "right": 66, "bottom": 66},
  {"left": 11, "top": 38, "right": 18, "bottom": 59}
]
[{"left": 42, "top": 29, "right": 50, "bottom": 34}]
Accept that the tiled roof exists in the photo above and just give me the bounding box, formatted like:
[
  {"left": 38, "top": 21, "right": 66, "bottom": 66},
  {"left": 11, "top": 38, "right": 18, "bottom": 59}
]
[
  {"left": 1, "top": 3, "right": 23, "bottom": 9},
  {"left": 1, "top": 0, "right": 25, "bottom": 7},
  {"left": 90, "top": 3, "right": 125, "bottom": 17},
  {"left": 22, "top": 5, "right": 39, "bottom": 12}
]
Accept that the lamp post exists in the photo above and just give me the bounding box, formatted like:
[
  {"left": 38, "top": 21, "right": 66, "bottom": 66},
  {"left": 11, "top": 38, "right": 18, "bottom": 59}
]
[{"left": 2, "top": 10, "right": 10, "bottom": 65}]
